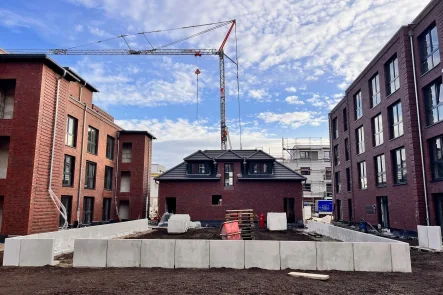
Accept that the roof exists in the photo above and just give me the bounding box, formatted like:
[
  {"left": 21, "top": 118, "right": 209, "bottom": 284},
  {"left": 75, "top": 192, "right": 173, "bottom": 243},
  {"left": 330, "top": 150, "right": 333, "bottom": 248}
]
[
  {"left": 119, "top": 130, "right": 157, "bottom": 140},
  {"left": 64, "top": 67, "right": 99, "bottom": 92},
  {"left": 156, "top": 149, "right": 305, "bottom": 181}
]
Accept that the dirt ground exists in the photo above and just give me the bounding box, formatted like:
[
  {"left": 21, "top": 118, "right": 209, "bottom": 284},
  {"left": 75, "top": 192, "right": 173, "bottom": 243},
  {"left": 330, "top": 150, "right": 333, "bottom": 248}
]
[
  {"left": 126, "top": 227, "right": 325, "bottom": 241},
  {"left": 0, "top": 250, "right": 442, "bottom": 294}
]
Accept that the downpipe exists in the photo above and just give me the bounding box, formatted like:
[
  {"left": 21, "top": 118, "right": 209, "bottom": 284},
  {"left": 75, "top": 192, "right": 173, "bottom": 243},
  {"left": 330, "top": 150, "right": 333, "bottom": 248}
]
[{"left": 76, "top": 83, "right": 87, "bottom": 227}]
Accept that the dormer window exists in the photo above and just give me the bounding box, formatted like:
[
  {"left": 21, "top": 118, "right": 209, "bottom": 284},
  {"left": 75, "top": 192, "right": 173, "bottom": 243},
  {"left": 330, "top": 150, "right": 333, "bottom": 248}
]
[
  {"left": 249, "top": 162, "right": 272, "bottom": 174},
  {"left": 198, "top": 164, "right": 205, "bottom": 174},
  {"left": 188, "top": 162, "right": 210, "bottom": 174}
]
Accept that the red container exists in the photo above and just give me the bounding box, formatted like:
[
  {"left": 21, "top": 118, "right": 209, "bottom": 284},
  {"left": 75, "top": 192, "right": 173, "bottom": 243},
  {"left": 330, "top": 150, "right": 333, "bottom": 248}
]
[
  {"left": 259, "top": 213, "right": 265, "bottom": 228},
  {"left": 220, "top": 220, "right": 241, "bottom": 240}
]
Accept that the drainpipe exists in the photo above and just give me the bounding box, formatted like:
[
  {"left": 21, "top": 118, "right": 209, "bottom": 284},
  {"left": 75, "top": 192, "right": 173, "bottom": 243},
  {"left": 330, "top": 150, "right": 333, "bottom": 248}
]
[
  {"left": 114, "top": 131, "right": 121, "bottom": 221},
  {"left": 409, "top": 31, "right": 430, "bottom": 226},
  {"left": 49, "top": 70, "right": 69, "bottom": 229},
  {"left": 75, "top": 86, "right": 87, "bottom": 226}
]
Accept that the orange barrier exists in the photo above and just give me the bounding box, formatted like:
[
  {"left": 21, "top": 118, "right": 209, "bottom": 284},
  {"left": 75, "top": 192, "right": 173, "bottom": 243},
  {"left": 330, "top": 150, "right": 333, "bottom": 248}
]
[{"left": 220, "top": 220, "right": 241, "bottom": 240}]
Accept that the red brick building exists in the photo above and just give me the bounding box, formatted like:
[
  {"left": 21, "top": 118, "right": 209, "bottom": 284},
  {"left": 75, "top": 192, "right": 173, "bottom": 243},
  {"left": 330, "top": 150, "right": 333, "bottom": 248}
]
[
  {"left": 156, "top": 150, "right": 305, "bottom": 223},
  {"left": 0, "top": 54, "right": 155, "bottom": 236},
  {"left": 329, "top": 0, "right": 443, "bottom": 234}
]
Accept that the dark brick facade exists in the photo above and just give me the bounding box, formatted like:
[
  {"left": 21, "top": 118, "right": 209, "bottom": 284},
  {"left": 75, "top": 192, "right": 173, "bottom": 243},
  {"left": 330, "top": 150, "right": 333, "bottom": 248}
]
[
  {"left": 329, "top": 0, "right": 443, "bottom": 232},
  {"left": 0, "top": 56, "right": 154, "bottom": 235}
]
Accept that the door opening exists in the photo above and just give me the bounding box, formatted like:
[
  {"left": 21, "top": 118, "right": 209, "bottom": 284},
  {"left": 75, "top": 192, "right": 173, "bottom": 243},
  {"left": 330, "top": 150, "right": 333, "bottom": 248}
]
[
  {"left": 433, "top": 194, "right": 443, "bottom": 232},
  {"left": 119, "top": 200, "right": 129, "bottom": 220},
  {"left": 377, "top": 196, "right": 390, "bottom": 228},
  {"left": 336, "top": 199, "right": 342, "bottom": 221},
  {"left": 166, "top": 197, "right": 176, "bottom": 214},
  {"left": 284, "top": 198, "right": 295, "bottom": 223}
]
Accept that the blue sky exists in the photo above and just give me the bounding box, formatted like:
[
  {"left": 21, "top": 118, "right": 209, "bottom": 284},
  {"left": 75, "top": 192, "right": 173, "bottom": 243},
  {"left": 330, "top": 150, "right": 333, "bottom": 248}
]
[{"left": 0, "top": 0, "right": 431, "bottom": 167}]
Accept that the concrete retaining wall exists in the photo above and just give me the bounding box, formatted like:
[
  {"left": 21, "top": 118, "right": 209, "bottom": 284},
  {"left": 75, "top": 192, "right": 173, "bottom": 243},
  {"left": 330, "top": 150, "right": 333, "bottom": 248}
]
[
  {"left": 70, "top": 239, "right": 411, "bottom": 272},
  {"left": 3, "top": 238, "right": 55, "bottom": 267},
  {"left": 417, "top": 226, "right": 442, "bottom": 251}
]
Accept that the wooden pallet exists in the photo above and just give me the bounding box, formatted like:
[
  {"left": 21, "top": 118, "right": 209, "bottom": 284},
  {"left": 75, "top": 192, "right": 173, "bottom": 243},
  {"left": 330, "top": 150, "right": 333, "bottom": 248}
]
[{"left": 225, "top": 209, "right": 255, "bottom": 240}]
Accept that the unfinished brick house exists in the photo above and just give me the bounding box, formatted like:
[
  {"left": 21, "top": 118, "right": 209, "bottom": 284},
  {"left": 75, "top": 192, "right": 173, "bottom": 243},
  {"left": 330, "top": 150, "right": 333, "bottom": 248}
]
[
  {"left": 329, "top": 0, "right": 443, "bottom": 234},
  {"left": 0, "top": 54, "right": 155, "bottom": 237},
  {"left": 156, "top": 150, "right": 305, "bottom": 223}
]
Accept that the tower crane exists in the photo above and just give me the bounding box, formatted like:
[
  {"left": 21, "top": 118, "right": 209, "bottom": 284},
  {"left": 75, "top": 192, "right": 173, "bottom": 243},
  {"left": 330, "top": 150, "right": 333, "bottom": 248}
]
[{"left": 7, "top": 20, "right": 241, "bottom": 150}]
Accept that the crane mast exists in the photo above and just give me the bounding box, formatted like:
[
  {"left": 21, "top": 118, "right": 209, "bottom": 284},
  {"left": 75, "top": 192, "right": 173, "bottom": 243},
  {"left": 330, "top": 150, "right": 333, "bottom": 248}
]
[{"left": 7, "top": 20, "right": 238, "bottom": 150}]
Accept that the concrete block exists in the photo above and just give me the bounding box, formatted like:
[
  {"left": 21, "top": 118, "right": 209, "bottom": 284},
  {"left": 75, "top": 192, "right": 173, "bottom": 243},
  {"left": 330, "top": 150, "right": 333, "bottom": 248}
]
[
  {"left": 391, "top": 243, "right": 412, "bottom": 273},
  {"left": 175, "top": 240, "right": 209, "bottom": 268},
  {"left": 141, "top": 239, "right": 175, "bottom": 268},
  {"left": 353, "top": 242, "right": 392, "bottom": 272},
  {"left": 316, "top": 242, "right": 354, "bottom": 271},
  {"left": 280, "top": 241, "right": 316, "bottom": 270},
  {"left": 417, "top": 225, "right": 429, "bottom": 248},
  {"left": 73, "top": 239, "right": 107, "bottom": 268},
  {"left": 107, "top": 239, "right": 141, "bottom": 267},
  {"left": 210, "top": 240, "right": 244, "bottom": 269},
  {"left": 168, "top": 214, "right": 191, "bottom": 234},
  {"left": 19, "top": 239, "right": 55, "bottom": 267},
  {"left": 3, "top": 238, "right": 21, "bottom": 266},
  {"left": 245, "top": 240, "right": 280, "bottom": 270},
  {"left": 427, "top": 226, "right": 442, "bottom": 251},
  {"left": 267, "top": 213, "right": 287, "bottom": 231}
]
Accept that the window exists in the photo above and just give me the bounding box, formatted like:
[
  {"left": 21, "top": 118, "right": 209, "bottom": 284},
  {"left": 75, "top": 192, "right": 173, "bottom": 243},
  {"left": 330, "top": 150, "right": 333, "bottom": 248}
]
[
  {"left": 199, "top": 164, "right": 205, "bottom": 174},
  {"left": 354, "top": 91, "right": 363, "bottom": 120},
  {"left": 332, "top": 117, "right": 338, "bottom": 139},
  {"left": 102, "top": 198, "right": 111, "bottom": 222},
  {"left": 122, "top": 143, "right": 132, "bottom": 163},
  {"left": 300, "top": 167, "right": 311, "bottom": 175},
  {"left": 83, "top": 197, "right": 94, "bottom": 224},
  {"left": 375, "top": 154, "right": 387, "bottom": 186},
  {"left": 370, "top": 74, "right": 381, "bottom": 107},
  {"left": 190, "top": 163, "right": 209, "bottom": 174},
  {"left": 104, "top": 166, "right": 113, "bottom": 190},
  {"left": 224, "top": 163, "right": 234, "bottom": 187},
  {"left": 106, "top": 135, "right": 115, "bottom": 160},
  {"left": 120, "top": 171, "right": 131, "bottom": 192},
  {"left": 65, "top": 116, "right": 77, "bottom": 147},
  {"left": 85, "top": 161, "right": 96, "bottom": 189},
  {"left": 335, "top": 171, "right": 341, "bottom": 193},
  {"left": 333, "top": 145, "right": 340, "bottom": 166},
  {"left": 0, "top": 137, "right": 9, "bottom": 179},
  {"left": 62, "top": 155, "right": 75, "bottom": 187},
  {"left": 429, "top": 136, "right": 443, "bottom": 181},
  {"left": 392, "top": 147, "right": 407, "bottom": 184},
  {"left": 420, "top": 24, "right": 440, "bottom": 74},
  {"left": 212, "top": 195, "right": 222, "bottom": 206},
  {"left": 345, "top": 138, "right": 350, "bottom": 161},
  {"left": 386, "top": 56, "right": 400, "bottom": 95},
  {"left": 424, "top": 80, "right": 443, "bottom": 126},
  {"left": 87, "top": 126, "right": 98, "bottom": 155},
  {"left": 389, "top": 101, "right": 404, "bottom": 139},
  {"left": 372, "top": 114, "right": 384, "bottom": 147},
  {"left": 249, "top": 162, "right": 271, "bottom": 174},
  {"left": 358, "top": 161, "right": 367, "bottom": 189},
  {"left": 346, "top": 168, "right": 351, "bottom": 191},
  {"left": 323, "top": 151, "right": 331, "bottom": 161},
  {"left": 59, "top": 196, "right": 72, "bottom": 227},
  {"left": 325, "top": 167, "right": 332, "bottom": 180},
  {"left": 300, "top": 151, "right": 310, "bottom": 159},
  {"left": 303, "top": 183, "right": 312, "bottom": 191},
  {"left": 326, "top": 183, "right": 333, "bottom": 198},
  {"left": 356, "top": 126, "right": 365, "bottom": 154},
  {"left": 0, "top": 79, "right": 15, "bottom": 119},
  {"left": 343, "top": 108, "right": 348, "bottom": 131}
]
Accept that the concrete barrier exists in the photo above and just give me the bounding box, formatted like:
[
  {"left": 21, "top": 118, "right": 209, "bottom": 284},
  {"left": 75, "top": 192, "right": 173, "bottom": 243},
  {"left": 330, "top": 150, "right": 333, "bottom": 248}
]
[
  {"left": 316, "top": 242, "right": 354, "bottom": 271},
  {"left": 168, "top": 214, "right": 191, "bottom": 234},
  {"left": 3, "top": 238, "right": 21, "bottom": 266},
  {"left": 210, "top": 240, "right": 244, "bottom": 269},
  {"left": 175, "top": 240, "right": 209, "bottom": 268},
  {"left": 141, "top": 239, "right": 175, "bottom": 268},
  {"left": 107, "top": 239, "right": 141, "bottom": 267},
  {"left": 417, "top": 226, "right": 442, "bottom": 251},
  {"left": 353, "top": 242, "right": 392, "bottom": 272},
  {"left": 280, "top": 241, "right": 316, "bottom": 270},
  {"left": 73, "top": 239, "right": 107, "bottom": 268},
  {"left": 267, "top": 213, "right": 287, "bottom": 231},
  {"left": 19, "top": 239, "right": 55, "bottom": 267},
  {"left": 391, "top": 243, "right": 412, "bottom": 273},
  {"left": 245, "top": 240, "right": 280, "bottom": 270}
]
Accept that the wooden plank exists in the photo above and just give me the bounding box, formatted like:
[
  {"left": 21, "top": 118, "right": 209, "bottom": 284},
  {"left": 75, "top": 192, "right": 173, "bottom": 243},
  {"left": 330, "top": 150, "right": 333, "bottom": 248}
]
[{"left": 288, "top": 272, "right": 329, "bottom": 281}]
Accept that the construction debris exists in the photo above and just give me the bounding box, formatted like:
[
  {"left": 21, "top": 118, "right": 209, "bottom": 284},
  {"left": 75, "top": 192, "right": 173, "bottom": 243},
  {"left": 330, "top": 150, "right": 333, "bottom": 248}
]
[{"left": 288, "top": 272, "right": 329, "bottom": 281}]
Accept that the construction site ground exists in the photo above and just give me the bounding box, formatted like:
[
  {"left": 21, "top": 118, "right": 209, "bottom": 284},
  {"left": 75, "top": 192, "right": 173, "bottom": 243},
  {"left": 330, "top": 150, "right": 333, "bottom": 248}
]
[{"left": 0, "top": 250, "right": 441, "bottom": 294}]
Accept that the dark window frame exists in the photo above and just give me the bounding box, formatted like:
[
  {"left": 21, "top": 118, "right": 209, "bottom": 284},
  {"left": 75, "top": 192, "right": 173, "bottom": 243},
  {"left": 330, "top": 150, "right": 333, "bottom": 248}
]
[
  {"left": 385, "top": 55, "right": 400, "bottom": 95},
  {"left": 419, "top": 24, "right": 440, "bottom": 74},
  {"left": 106, "top": 135, "right": 115, "bottom": 160},
  {"left": 122, "top": 142, "right": 132, "bottom": 163},
  {"left": 59, "top": 195, "right": 72, "bottom": 227},
  {"left": 102, "top": 198, "right": 111, "bottom": 222},
  {"left": 224, "top": 163, "right": 234, "bottom": 187},
  {"left": 212, "top": 195, "right": 222, "bottom": 206},
  {"left": 392, "top": 147, "right": 407, "bottom": 184},
  {"left": 332, "top": 117, "right": 338, "bottom": 139},
  {"left": 104, "top": 166, "right": 113, "bottom": 190},
  {"left": 303, "top": 183, "right": 312, "bottom": 191},
  {"left": 372, "top": 113, "right": 384, "bottom": 147},
  {"left": 346, "top": 167, "right": 351, "bottom": 192},
  {"left": 429, "top": 136, "right": 443, "bottom": 181},
  {"left": 335, "top": 171, "right": 341, "bottom": 193},
  {"left": 300, "top": 167, "right": 311, "bottom": 175},
  {"left": 356, "top": 126, "right": 365, "bottom": 154},
  {"left": 375, "top": 154, "right": 387, "bottom": 186},
  {"left": 325, "top": 167, "right": 332, "bottom": 180},
  {"left": 343, "top": 108, "right": 348, "bottom": 131},
  {"left": 87, "top": 126, "right": 98, "bottom": 155},
  {"left": 389, "top": 101, "right": 404, "bottom": 139},
  {"left": 62, "top": 155, "right": 75, "bottom": 187},
  {"left": 83, "top": 197, "right": 94, "bottom": 224},
  {"left": 65, "top": 116, "right": 78, "bottom": 148},
  {"left": 424, "top": 79, "right": 443, "bottom": 126},
  {"left": 345, "top": 138, "right": 350, "bottom": 161},
  {"left": 358, "top": 161, "right": 367, "bottom": 190},
  {"left": 333, "top": 144, "right": 340, "bottom": 166},
  {"left": 85, "top": 161, "right": 97, "bottom": 189},
  {"left": 354, "top": 91, "right": 363, "bottom": 120},
  {"left": 370, "top": 73, "right": 381, "bottom": 108},
  {"left": 248, "top": 162, "right": 272, "bottom": 175},
  {"left": 189, "top": 162, "right": 210, "bottom": 175}
]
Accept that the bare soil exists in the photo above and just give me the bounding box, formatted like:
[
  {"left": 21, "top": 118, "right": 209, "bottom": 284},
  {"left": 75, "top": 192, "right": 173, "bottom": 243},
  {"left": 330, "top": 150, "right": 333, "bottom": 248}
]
[{"left": 0, "top": 250, "right": 442, "bottom": 294}]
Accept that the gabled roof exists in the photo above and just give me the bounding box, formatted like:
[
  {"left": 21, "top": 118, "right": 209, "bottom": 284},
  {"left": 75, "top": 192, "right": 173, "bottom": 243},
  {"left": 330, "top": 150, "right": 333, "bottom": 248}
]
[
  {"left": 216, "top": 150, "right": 242, "bottom": 160},
  {"left": 184, "top": 150, "right": 212, "bottom": 161},
  {"left": 238, "top": 162, "right": 306, "bottom": 181},
  {"left": 248, "top": 150, "right": 275, "bottom": 160},
  {"left": 154, "top": 162, "right": 220, "bottom": 181}
]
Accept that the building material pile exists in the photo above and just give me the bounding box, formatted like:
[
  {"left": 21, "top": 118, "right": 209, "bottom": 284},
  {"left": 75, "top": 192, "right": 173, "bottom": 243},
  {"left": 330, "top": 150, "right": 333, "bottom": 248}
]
[
  {"left": 267, "top": 213, "right": 287, "bottom": 231},
  {"left": 167, "top": 214, "right": 191, "bottom": 234},
  {"left": 225, "top": 209, "right": 254, "bottom": 240}
]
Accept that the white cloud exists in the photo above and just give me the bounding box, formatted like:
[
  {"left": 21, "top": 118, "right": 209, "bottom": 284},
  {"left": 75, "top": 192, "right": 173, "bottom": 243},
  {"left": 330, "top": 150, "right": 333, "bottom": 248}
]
[
  {"left": 248, "top": 88, "right": 270, "bottom": 101},
  {"left": 88, "top": 26, "right": 106, "bottom": 37},
  {"left": 306, "top": 92, "right": 343, "bottom": 110},
  {"left": 257, "top": 111, "right": 326, "bottom": 128},
  {"left": 285, "top": 87, "right": 297, "bottom": 93},
  {"left": 75, "top": 24, "right": 83, "bottom": 32},
  {"left": 285, "top": 95, "right": 304, "bottom": 105}
]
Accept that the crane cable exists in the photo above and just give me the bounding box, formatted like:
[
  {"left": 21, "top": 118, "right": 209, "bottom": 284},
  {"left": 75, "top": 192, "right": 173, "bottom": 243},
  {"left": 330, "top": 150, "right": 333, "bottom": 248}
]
[{"left": 234, "top": 22, "right": 243, "bottom": 150}]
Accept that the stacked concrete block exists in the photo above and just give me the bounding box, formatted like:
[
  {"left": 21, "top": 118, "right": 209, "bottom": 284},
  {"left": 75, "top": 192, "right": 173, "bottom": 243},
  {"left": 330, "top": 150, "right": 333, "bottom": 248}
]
[
  {"left": 280, "top": 241, "right": 316, "bottom": 270},
  {"left": 107, "top": 239, "right": 142, "bottom": 267},
  {"left": 73, "top": 239, "right": 107, "bottom": 267},
  {"left": 168, "top": 214, "right": 191, "bottom": 234},
  {"left": 3, "top": 238, "right": 21, "bottom": 266},
  {"left": 210, "top": 240, "right": 245, "bottom": 269},
  {"left": 19, "top": 239, "right": 55, "bottom": 267},
  {"left": 267, "top": 213, "right": 287, "bottom": 231},
  {"left": 353, "top": 242, "right": 392, "bottom": 272},
  {"left": 391, "top": 243, "right": 412, "bottom": 273},
  {"left": 175, "top": 240, "right": 209, "bottom": 268},
  {"left": 316, "top": 242, "right": 354, "bottom": 271},
  {"left": 141, "top": 239, "right": 175, "bottom": 268},
  {"left": 417, "top": 226, "right": 429, "bottom": 248},
  {"left": 245, "top": 240, "right": 280, "bottom": 270},
  {"left": 417, "top": 225, "right": 442, "bottom": 251}
]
